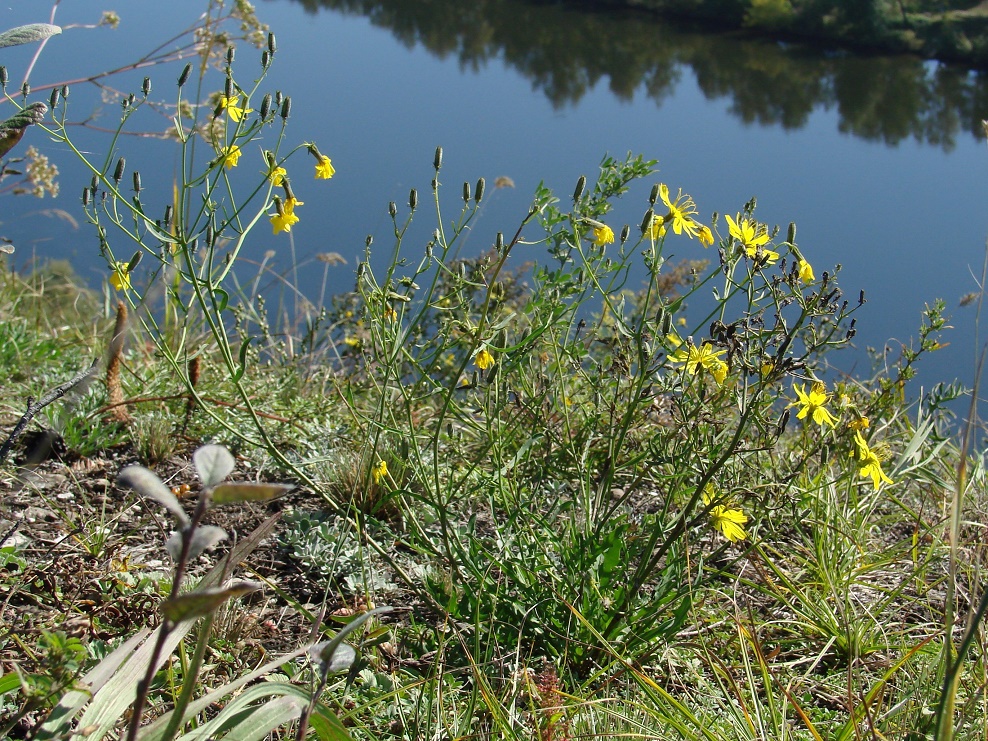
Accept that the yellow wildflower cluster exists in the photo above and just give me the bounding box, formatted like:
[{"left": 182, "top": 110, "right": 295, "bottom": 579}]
[
  {"left": 656, "top": 185, "right": 714, "bottom": 245},
  {"left": 703, "top": 484, "right": 748, "bottom": 542},
  {"left": 669, "top": 335, "right": 728, "bottom": 385}
]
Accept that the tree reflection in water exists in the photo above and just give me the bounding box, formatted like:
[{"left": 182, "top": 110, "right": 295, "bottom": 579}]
[{"left": 294, "top": 0, "right": 988, "bottom": 150}]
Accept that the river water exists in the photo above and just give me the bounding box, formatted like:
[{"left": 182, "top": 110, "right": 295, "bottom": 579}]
[{"left": 3, "top": 0, "right": 988, "bottom": 395}]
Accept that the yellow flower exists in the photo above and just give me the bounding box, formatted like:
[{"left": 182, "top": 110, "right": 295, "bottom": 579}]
[
  {"left": 792, "top": 381, "right": 839, "bottom": 428},
  {"left": 670, "top": 341, "right": 728, "bottom": 384},
  {"left": 268, "top": 165, "right": 287, "bottom": 186},
  {"left": 848, "top": 415, "right": 870, "bottom": 431},
  {"left": 659, "top": 184, "right": 703, "bottom": 239},
  {"left": 798, "top": 258, "right": 814, "bottom": 283},
  {"left": 725, "top": 213, "right": 778, "bottom": 264},
  {"left": 109, "top": 262, "right": 131, "bottom": 291},
  {"left": 592, "top": 224, "right": 615, "bottom": 246},
  {"left": 315, "top": 155, "right": 335, "bottom": 179},
  {"left": 220, "top": 144, "right": 241, "bottom": 170},
  {"left": 284, "top": 196, "right": 304, "bottom": 214},
  {"left": 383, "top": 304, "right": 397, "bottom": 322},
  {"left": 703, "top": 484, "right": 748, "bottom": 542},
  {"left": 647, "top": 214, "right": 667, "bottom": 241},
  {"left": 698, "top": 224, "right": 714, "bottom": 247},
  {"left": 850, "top": 431, "right": 893, "bottom": 490},
  {"left": 372, "top": 459, "right": 388, "bottom": 484},
  {"left": 220, "top": 95, "right": 253, "bottom": 123},
  {"left": 474, "top": 347, "right": 495, "bottom": 370},
  {"left": 271, "top": 210, "right": 299, "bottom": 234}
]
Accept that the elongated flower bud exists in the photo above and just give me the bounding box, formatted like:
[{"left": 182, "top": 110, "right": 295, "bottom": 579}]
[
  {"left": 0, "top": 67, "right": 7, "bottom": 89},
  {"left": 640, "top": 208, "right": 654, "bottom": 235},
  {"left": 127, "top": 250, "right": 143, "bottom": 272},
  {"left": 261, "top": 50, "right": 270, "bottom": 68},
  {"left": 462, "top": 181, "right": 471, "bottom": 203},
  {"left": 268, "top": 32, "right": 277, "bottom": 55},
  {"left": 649, "top": 183, "right": 659, "bottom": 206},
  {"left": 142, "top": 76, "right": 151, "bottom": 97},
  {"left": 434, "top": 146, "right": 443, "bottom": 171},
  {"left": 82, "top": 187, "right": 90, "bottom": 207},
  {"left": 787, "top": 222, "right": 796, "bottom": 244},
  {"left": 61, "top": 84, "right": 69, "bottom": 99},
  {"left": 280, "top": 96, "right": 291, "bottom": 121},
  {"left": 389, "top": 201, "right": 397, "bottom": 218},
  {"left": 260, "top": 93, "right": 272, "bottom": 119},
  {"left": 113, "top": 157, "right": 126, "bottom": 184},
  {"left": 620, "top": 225, "right": 630, "bottom": 244},
  {"left": 573, "top": 175, "right": 586, "bottom": 203},
  {"left": 49, "top": 88, "right": 59, "bottom": 109},
  {"left": 224, "top": 76, "right": 234, "bottom": 98},
  {"left": 226, "top": 46, "right": 235, "bottom": 65},
  {"left": 409, "top": 188, "right": 417, "bottom": 211},
  {"left": 178, "top": 63, "right": 192, "bottom": 87},
  {"left": 475, "top": 177, "right": 485, "bottom": 204},
  {"left": 132, "top": 171, "right": 142, "bottom": 193},
  {"left": 21, "top": 82, "right": 30, "bottom": 98}
]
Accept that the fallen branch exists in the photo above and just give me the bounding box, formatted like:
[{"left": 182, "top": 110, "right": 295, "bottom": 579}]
[{"left": 0, "top": 360, "right": 98, "bottom": 465}]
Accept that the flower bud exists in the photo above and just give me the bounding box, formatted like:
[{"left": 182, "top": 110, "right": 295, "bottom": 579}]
[
  {"left": 225, "top": 76, "right": 234, "bottom": 98},
  {"left": 495, "top": 232, "right": 504, "bottom": 252},
  {"left": 82, "top": 187, "right": 90, "bottom": 207},
  {"left": 178, "top": 63, "right": 192, "bottom": 87},
  {"left": 280, "top": 96, "right": 291, "bottom": 121},
  {"left": 640, "top": 208, "right": 654, "bottom": 235},
  {"left": 462, "top": 181, "right": 471, "bottom": 203},
  {"left": 573, "top": 175, "right": 586, "bottom": 203},
  {"left": 164, "top": 204, "right": 173, "bottom": 226},
  {"left": 142, "top": 76, "right": 151, "bottom": 97},
  {"left": 127, "top": 250, "right": 143, "bottom": 272},
  {"left": 268, "top": 32, "right": 277, "bottom": 55},
  {"left": 776, "top": 409, "right": 790, "bottom": 436},
  {"left": 409, "top": 188, "right": 418, "bottom": 211},
  {"left": 649, "top": 183, "right": 659, "bottom": 206},
  {"left": 389, "top": 201, "right": 397, "bottom": 218},
  {"left": 475, "top": 177, "right": 485, "bottom": 204},
  {"left": 660, "top": 313, "right": 672, "bottom": 336},
  {"left": 275, "top": 91, "right": 283, "bottom": 107},
  {"left": 858, "top": 290, "right": 866, "bottom": 306},
  {"left": 365, "top": 235, "right": 373, "bottom": 248},
  {"left": 787, "top": 222, "right": 796, "bottom": 244},
  {"left": 261, "top": 50, "right": 270, "bottom": 68},
  {"left": 620, "top": 224, "right": 630, "bottom": 244},
  {"left": 49, "top": 88, "right": 59, "bottom": 109},
  {"left": 21, "top": 82, "right": 30, "bottom": 98},
  {"left": 226, "top": 46, "right": 235, "bottom": 65},
  {"left": 205, "top": 222, "right": 215, "bottom": 246},
  {"left": 132, "top": 171, "right": 142, "bottom": 193},
  {"left": 0, "top": 66, "right": 7, "bottom": 89},
  {"left": 434, "top": 146, "right": 443, "bottom": 171},
  {"left": 61, "top": 84, "right": 69, "bottom": 99},
  {"left": 259, "top": 93, "right": 272, "bottom": 119},
  {"left": 113, "top": 157, "right": 126, "bottom": 184},
  {"left": 91, "top": 175, "right": 99, "bottom": 191}
]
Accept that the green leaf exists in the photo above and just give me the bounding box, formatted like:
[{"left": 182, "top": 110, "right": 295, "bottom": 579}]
[
  {"left": 213, "top": 287, "right": 229, "bottom": 313},
  {"left": 164, "top": 525, "right": 227, "bottom": 562},
  {"left": 0, "top": 671, "right": 21, "bottom": 695},
  {"left": 161, "top": 581, "right": 261, "bottom": 623},
  {"left": 193, "top": 444, "right": 235, "bottom": 487},
  {"left": 0, "top": 23, "right": 61, "bottom": 49},
  {"left": 212, "top": 482, "right": 293, "bottom": 505},
  {"left": 310, "top": 606, "right": 393, "bottom": 676},
  {"left": 0, "top": 102, "right": 49, "bottom": 157},
  {"left": 117, "top": 465, "right": 190, "bottom": 526},
  {"left": 233, "top": 337, "right": 251, "bottom": 382}
]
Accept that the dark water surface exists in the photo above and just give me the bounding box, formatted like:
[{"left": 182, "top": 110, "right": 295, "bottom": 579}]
[{"left": 3, "top": 0, "right": 988, "bottom": 393}]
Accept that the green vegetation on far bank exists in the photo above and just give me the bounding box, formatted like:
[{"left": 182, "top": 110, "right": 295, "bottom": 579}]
[{"left": 589, "top": 0, "right": 988, "bottom": 67}]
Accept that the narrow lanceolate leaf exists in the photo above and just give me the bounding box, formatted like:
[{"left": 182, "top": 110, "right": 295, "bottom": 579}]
[
  {"left": 117, "top": 465, "right": 190, "bottom": 526},
  {"left": 161, "top": 581, "right": 261, "bottom": 623},
  {"left": 193, "top": 444, "right": 235, "bottom": 488},
  {"left": 164, "top": 525, "right": 227, "bottom": 562},
  {"left": 212, "top": 482, "right": 294, "bottom": 505},
  {"left": 0, "top": 23, "right": 61, "bottom": 50},
  {"left": 0, "top": 102, "right": 49, "bottom": 158}
]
